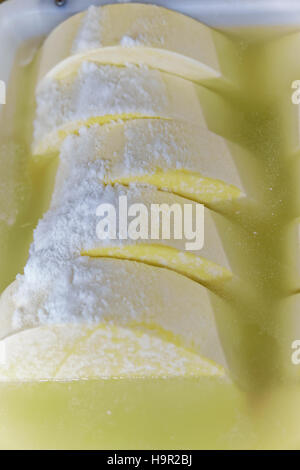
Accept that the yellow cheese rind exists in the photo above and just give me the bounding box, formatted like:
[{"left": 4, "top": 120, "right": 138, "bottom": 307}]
[
  {"left": 106, "top": 169, "right": 242, "bottom": 206},
  {"left": 36, "top": 4, "right": 238, "bottom": 86},
  {"left": 83, "top": 244, "right": 232, "bottom": 287}
]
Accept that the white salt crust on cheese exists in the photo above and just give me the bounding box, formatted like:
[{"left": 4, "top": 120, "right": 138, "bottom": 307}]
[
  {"left": 45, "top": 177, "right": 232, "bottom": 276},
  {"left": 0, "top": 121, "right": 238, "bottom": 380},
  {"left": 0, "top": 323, "right": 227, "bottom": 381},
  {"left": 0, "top": 258, "right": 228, "bottom": 374},
  {"left": 0, "top": 181, "right": 232, "bottom": 335},
  {"left": 0, "top": 4, "right": 242, "bottom": 381},
  {"left": 51, "top": 120, "right": 258, "bottom": 207},
  {"left": 0, "top": 162, "right": 231, "bottom": 358},
  {"left": 33, "top": 62, "right": 226, "bottom": 155},
  {"left": 36, "top": 4, "right": 238, "bottom": 86}
]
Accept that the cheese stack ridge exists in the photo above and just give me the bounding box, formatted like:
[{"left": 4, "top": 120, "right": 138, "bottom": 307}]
[{"left": 0, "top": 4, "right": 252, "bottom": 381}]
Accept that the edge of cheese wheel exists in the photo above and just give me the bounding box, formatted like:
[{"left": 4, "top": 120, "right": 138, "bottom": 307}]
[
  {"left": 0, "top": 258, "right": 228, "bottom": 369},
  {"left": 35, "top": 4, "right": 239, "bottom": 88},
  {"left": 0, "top": 323, "right": 228, "bottom": 381},
  {"left": 33, "top": 62, "right": 231, "bottom": 154}
]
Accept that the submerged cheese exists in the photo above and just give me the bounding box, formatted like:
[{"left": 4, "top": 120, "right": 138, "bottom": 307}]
[
  {"left": 0, "top": 4, "right": 244, "bottom": 381},
  {"left": 0, "top": 161, "right": 230, "bottom": 370}
]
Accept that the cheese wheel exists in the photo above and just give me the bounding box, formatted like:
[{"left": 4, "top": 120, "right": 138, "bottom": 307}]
[
  {"left": 40, "top": 181, "right": 233, "bottom": 279},
  {"left": 36, "top": 4, "right": 238, "bottom": 87},
  {"left": 33, "top": 62, "right": 234, "bottom": 155},
  {"left": 0, "top": 324, "right": 227, "bottom": 381},
  {"left": 52, "top": 119, "right": 259, "bottom": 209},
  {"left": 0, "top": 258, "right": 228, "bottom": 375}
]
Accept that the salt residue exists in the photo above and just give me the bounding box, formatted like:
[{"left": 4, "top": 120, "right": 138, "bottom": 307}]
[
  {"left": 120, "top": 35, "right": 142, "bottom": 47},
  {"left": 11, "top": 155, "right": 207, "bottom": 330},
  {"left": 10, "top": 153, "right": 225, "bottom": 365},
  {"left": 52, "top": 120, "right": 189, "bottom": 201},
  {"left": 72, "top": 4, "right": 167, "bottom": 54},
  {"left": 0, "top": 3, "right": 232, "bottom": 379},
  {"left": 71, "top": 5, "right": 103, "bottom": 54},
  {"left": 0, "top": 323, "right": 225, "bottom": 380},
  {"left": 34, "top": 63, "right": 167, "bottom": 146},
  {"left": 52, "top": 119, "right": 242, "bottom": 200},
  {"left": 10, "top": 162, "right": 168, "bottom": 328},
  {"left": 16, "top": 118, "right": 237, "bottom": 331}
]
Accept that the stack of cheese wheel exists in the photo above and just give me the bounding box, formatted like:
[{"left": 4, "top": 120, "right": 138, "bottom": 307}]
[{"left": 0, "top": 4, "right": 252, "bottom": 381}]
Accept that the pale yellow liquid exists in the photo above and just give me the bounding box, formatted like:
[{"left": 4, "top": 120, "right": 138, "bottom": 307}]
[{"left": 0, "top": 29, "right": 300, "bottom": 449}]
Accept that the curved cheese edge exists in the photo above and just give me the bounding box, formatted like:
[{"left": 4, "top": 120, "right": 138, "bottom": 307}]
[
  {"left": 0, "top": 324, "right": 227, "bottom": 381},
  {"left": 0, "top": 258, "right": 228, "bottom": 372},
  {"left": 33, "top": 114, "right": 162, "bottom": 156},
  {"left": 33, "top": 63, "right": 210, "bottom": 154},
  {"left": 106, "top": 169, "right": 242, "bottom": 206},
  {"left": 36, "top": 4, "right": 237, "bottom": 86},
  {"left": 83, "top": 244, "right": 232, "bottom": 288},
  {"left": 49, "top": 181, "right": 232, "bottom": 273},
  {"left": 52, "top": 119, "right": 248, "bottom": 206}
]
